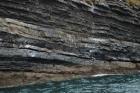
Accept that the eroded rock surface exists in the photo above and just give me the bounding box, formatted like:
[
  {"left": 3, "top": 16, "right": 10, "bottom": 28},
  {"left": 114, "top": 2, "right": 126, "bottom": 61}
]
[{"left": 0, "top": 0, "right": 140, "bottom": 87}]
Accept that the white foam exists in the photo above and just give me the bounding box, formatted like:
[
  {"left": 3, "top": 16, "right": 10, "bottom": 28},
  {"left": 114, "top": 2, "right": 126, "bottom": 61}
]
[
  {"left": 91, "top": 74, "right": 122, "bottom": 77},
  {"left": 92, "top": 74, "right": 109, "bottom": 77}
]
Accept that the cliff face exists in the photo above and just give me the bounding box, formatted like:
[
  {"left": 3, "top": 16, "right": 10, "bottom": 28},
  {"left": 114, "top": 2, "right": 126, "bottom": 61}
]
[{"left": 0, "top": 0, "right": 140, "bottom": 87}]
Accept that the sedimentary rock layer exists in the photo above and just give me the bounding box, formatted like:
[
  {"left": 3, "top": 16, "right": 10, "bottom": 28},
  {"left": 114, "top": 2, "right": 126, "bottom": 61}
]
[{"left": 0, "top": 0, "right": 140, "bottom": 87}]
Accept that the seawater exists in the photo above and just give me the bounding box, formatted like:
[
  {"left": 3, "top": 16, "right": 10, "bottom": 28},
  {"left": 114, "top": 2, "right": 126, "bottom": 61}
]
[{"left": 0, "top": 74, "right": 140, "bottom": 93}]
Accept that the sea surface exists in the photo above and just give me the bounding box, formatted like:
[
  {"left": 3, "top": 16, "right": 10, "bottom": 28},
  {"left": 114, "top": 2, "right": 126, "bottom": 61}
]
[{"left": 0, "top": 74, "right": 140, "bottom": 93}]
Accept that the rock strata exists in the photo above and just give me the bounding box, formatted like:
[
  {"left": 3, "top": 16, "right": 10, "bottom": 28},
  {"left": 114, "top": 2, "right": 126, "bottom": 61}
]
[{"left": 0, "top": 0, "right": 140, "bottom": 87}]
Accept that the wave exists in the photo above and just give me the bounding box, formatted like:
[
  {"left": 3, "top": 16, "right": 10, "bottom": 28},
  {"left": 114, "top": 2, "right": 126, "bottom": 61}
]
[{"left": 91, "top": 74, "right": 123, "bottom": 77}]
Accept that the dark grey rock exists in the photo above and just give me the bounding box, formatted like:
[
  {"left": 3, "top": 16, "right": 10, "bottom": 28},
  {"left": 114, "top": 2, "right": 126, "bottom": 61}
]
[{"left": 0, "top": 0, "right": 139, "bottom": 72}]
